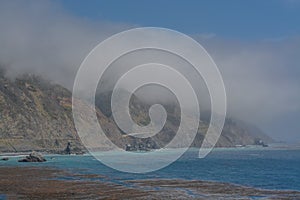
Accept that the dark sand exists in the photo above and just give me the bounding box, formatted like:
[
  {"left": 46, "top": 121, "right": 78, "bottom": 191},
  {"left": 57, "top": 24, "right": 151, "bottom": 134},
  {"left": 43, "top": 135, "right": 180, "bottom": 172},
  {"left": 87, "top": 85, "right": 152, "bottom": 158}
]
[{"left": 0, "top": 167, "right": 299, "bottom": 199}]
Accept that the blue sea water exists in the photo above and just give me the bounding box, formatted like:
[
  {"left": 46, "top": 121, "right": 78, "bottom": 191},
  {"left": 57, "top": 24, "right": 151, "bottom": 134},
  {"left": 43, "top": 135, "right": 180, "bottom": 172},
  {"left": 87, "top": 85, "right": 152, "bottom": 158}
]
[{"left": 2, "top": 148, "right": 300, "bottom": 191}]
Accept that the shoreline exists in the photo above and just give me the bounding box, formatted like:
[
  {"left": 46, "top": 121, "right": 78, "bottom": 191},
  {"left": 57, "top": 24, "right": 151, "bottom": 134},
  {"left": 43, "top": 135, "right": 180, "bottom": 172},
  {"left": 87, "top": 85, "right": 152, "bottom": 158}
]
[
  {"left": 0, "top": 166, "right": 299, "bottom": 199},
  {"left": 2, "top": 143, "right": 300, "bottom": 157}
]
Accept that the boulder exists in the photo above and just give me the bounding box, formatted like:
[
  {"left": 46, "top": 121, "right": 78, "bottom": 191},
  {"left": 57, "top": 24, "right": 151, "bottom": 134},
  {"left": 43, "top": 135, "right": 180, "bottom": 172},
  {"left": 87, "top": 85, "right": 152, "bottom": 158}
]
[
  {"left": 1, "top": 157, "right": 9, "bottom": 161},
  {"left": 65, "top": 142, "right": 71, "bottom": 154},
  {"left": 18, "top": 151, "right": 46, "bottom": 162}
]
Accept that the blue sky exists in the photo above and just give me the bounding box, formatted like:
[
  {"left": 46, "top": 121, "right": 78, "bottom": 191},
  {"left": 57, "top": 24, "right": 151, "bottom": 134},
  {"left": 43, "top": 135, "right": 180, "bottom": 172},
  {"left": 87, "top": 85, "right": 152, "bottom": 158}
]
[{"left": 59, "top": 0, "right": 300, "bottom": 40}]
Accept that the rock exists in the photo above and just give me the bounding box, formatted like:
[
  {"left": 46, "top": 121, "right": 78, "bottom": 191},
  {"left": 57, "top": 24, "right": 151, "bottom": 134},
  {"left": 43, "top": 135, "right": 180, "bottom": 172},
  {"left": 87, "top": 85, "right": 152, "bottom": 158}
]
[
  {"left": 125, "top": 144, "right": 132, "bottom": 151},
  {"left": 65, "top": 142, "right": 71, "bottom": 154},
  {"left": 254, "top": 138, "right": 268, "bottom": 147},
  {"left": 18, "top": 151, "right": 46, "bottom": 162},
  {"left": 1, "top": 157, "right": 9, "bottom": 161}
]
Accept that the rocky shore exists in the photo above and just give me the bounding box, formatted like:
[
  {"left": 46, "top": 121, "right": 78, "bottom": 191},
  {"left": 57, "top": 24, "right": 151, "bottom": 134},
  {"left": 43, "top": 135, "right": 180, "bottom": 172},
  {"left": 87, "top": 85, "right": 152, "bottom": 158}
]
[
  {"left": 18, "top": 151, "right": 46, "bottom": 162},
  {"left": 0, "top": 167, "right": 299, "bottom": 199}
]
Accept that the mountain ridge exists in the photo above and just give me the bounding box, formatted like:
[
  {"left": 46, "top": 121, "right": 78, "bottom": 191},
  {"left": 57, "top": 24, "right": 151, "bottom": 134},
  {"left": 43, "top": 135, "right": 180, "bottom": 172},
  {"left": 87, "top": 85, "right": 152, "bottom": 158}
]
[{"left": 0, "top": 72, "right": 273, "bottom": 153}]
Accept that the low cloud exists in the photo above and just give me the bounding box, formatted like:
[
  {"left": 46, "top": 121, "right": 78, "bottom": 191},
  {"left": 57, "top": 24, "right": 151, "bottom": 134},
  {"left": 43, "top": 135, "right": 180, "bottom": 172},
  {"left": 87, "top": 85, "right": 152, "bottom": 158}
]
[
  {"left": 0, "top": 0, "right": 299, "bottom": 142},
  {"left": 0, "top": 0, "right": 132, "bottom": 88},
  {"left": 200, "top": 37, "right": 300, "bottom": 123}
]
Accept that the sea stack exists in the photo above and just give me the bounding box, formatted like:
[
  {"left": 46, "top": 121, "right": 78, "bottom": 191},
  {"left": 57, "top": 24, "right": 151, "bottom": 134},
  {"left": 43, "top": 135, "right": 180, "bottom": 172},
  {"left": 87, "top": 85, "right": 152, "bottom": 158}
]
[{"left": 18, "top": 151, "right": 46, "bottom": 162}]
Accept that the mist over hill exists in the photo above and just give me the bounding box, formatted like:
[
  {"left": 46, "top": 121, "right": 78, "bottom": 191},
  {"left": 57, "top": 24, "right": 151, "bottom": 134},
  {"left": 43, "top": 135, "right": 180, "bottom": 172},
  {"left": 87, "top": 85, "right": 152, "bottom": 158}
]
[{"left": 0, "top": 70, "right": 273, "bottom": 153}]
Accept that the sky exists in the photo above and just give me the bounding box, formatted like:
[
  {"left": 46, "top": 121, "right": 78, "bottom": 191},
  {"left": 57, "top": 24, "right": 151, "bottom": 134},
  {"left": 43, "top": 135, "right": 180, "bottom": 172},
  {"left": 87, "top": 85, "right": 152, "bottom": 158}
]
[
  {"left": 59, "top": 0, "right": 300, "bottom": 40},
  {"left": 0, "top": 0, "right": 299, "bottom": 143}
]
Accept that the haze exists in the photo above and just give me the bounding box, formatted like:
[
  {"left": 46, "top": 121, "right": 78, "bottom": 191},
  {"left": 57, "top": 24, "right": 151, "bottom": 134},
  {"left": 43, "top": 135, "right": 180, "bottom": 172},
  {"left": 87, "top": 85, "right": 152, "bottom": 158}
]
[{"left": 0, "top": 0, "right": 299, "bottom": 143}]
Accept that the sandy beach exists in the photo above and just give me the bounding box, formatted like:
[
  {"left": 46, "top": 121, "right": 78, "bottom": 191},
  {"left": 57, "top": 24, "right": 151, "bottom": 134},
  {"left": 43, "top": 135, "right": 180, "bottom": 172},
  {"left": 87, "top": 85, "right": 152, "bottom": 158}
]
[{"left": 1, "top": 166, "right": 299, "bottom": 199}]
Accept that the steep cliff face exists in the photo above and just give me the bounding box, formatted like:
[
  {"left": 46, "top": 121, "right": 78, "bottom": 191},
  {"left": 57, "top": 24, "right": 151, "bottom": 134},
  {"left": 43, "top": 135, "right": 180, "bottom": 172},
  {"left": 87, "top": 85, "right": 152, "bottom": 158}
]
[
  {"left": 0, "top": 74, "right": 82, "bottom": 153},
  {"left": 0, "top": 72, "right": 273, "bottom": 153}
]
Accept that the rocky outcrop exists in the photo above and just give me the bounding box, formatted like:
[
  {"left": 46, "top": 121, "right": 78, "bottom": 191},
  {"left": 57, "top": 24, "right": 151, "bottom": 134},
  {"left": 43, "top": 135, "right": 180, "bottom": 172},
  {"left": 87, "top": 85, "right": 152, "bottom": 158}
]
[
  {"left": 64, "top": 142, "right": 71, "bottom": 154},
  {"left": 18, "top": 151, "right": 46, "bottom": 162}
]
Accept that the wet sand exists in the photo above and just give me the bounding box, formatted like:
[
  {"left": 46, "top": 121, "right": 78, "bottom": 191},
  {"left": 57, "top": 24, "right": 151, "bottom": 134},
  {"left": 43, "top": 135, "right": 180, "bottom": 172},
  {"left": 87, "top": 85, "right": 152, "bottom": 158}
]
[{"left": 0, "top": 167, "right": 299, "bottom": 199}]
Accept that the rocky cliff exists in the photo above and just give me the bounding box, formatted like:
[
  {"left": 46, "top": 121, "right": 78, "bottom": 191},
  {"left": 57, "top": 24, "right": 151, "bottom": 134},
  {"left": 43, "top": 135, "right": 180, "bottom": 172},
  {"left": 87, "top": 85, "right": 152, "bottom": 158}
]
[
  {"left": 0, "top": 71, "right": 273, "bottom": 153},
  {"left": 0, "top": 72, "right": 83, "bottom": 153}
]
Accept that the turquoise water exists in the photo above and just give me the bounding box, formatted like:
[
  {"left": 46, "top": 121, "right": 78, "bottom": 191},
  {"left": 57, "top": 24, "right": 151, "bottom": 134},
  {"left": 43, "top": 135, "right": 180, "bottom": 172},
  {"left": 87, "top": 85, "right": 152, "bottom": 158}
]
[{"left": 2, "top": 148, "right": 300, "bottom": 191}]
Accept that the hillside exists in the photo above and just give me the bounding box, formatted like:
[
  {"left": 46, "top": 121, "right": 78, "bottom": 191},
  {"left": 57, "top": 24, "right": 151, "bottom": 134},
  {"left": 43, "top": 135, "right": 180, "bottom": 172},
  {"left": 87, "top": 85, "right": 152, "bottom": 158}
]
[
  {"left": 0, "top": 72, "right": 273, "bottom": 153},
  {"left": 95, "top": 91, "right": 273, "bottom": 149},
  {"left": 0, "top": 73, "right": 83, "bottom": 153}
]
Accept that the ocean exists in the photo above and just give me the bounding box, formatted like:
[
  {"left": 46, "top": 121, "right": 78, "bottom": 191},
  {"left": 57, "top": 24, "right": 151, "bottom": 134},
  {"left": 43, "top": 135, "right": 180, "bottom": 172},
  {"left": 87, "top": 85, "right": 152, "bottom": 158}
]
[{"left": 2, "top": 147, "right": 300, "bottom": 191}]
